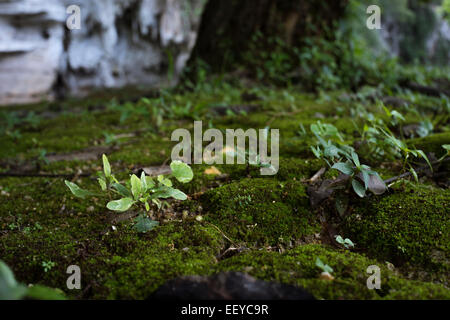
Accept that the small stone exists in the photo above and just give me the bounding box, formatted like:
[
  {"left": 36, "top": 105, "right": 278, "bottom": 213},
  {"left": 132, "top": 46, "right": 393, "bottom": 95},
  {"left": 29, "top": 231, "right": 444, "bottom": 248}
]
[
  {"left": 385, "top": 262, "right": 395, "bottom": 271},
  {"left": 87, "top": 206, "right": 95, "bottom": 212},
  {"left": 319, "top": 272, "right": 334, "bottom": 281}
]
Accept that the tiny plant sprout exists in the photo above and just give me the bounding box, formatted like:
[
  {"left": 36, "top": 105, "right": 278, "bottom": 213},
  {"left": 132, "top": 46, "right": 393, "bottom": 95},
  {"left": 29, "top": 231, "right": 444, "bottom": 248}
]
[
  {"left": 335, "top": 235, "right": 355, "bottom": 249},
  {"left": 65, "top": 155, "right": 194, "bottom": 233},
  {"left": 315, "top": 257, "right": 333, "bottom": 274},
  {"left": 315, "top": 257, "right": 334, "bottom": 281}
]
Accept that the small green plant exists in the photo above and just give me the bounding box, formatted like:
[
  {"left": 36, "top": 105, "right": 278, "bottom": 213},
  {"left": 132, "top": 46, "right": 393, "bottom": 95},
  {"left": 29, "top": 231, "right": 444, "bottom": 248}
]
[
  {"left": 335, "top": 235, "right": 355, "bottom": 249},
  {"left": 309, "top": 121, "right": 386, "bottom": 198},
  {"left": 38, "top": 149, "right": 49, "bottom": 165},
  {"left": 331, "top": 150, "right": 386, "bottom": 198},
  {"left": 65, "top": 155, "right": 194, "bottom": 233},
  {"left": 41, "top": 261, "right": 56, "bottom": 273},
  {"left": 315, "top": 257, "right": 333, "bottom": 274}
]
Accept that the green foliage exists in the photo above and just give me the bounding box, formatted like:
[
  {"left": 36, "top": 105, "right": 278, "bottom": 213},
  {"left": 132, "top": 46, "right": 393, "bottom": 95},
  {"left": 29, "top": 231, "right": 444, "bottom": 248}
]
[
  {"left": 335, "top": 235, "right": 355, "bottom": 249},
  {"left": 41, "top": 261, "right": 56, "bottom": 273},
  {"left": 65, "top": 155, "right": 194, "bottom": 233},
  {"left": 309, "top": 121, "right": 386, "bottom": 198},
  {"left": 0, "top": 260, "right": 65, "bottom": 300}
]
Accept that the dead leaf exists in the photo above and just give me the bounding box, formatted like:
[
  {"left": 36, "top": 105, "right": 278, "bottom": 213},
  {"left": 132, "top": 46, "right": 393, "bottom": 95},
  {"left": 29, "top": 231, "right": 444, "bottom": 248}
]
[{"left": 204, "top": 166, "right": 222, "bottom": 175}]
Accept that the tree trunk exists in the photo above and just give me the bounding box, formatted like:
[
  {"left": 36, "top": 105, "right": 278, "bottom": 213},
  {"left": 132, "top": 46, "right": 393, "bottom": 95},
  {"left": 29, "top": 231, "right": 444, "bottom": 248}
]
[{"left": 190, "top": 0, "right": 348, "bottom": 70}]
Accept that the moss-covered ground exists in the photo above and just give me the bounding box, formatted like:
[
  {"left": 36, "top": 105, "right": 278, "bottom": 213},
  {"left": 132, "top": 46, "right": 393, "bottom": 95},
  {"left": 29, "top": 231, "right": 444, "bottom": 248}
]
[{"left": 0, "top": 82, "right": 449, "bottom": 299}]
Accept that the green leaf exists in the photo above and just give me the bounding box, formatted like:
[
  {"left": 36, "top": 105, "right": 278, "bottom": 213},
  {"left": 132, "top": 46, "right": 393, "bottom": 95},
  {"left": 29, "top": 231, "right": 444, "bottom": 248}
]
[
  {"left": 332, "top": 162, "right": 354, "bottom": 175},
  {"left": 133, "top": 215, "right": 159, "bottom": 233},
  {"left": 158, "top": 175, "right": 173, "bottom": 187},
  {"left": 311, "top": 146, "right": 322, "bottom": 158},
  {"left": 106, "top": 197, "right": 134, "bottom": 212},
  {"left": 352, "top": 179, "right": 366, "bottom": 198},
  {"left": 64, "top": 180, "right": 92, "bottom": 199},
  {"left": 26, "top": 285, "right": 66, "bottom": 300},
  {"left": 130, "top": 174, "right": 142, "bottom": 199},
  {"left": 145, "top": 176, "right": 155, "bottom": 189},
  {"left": 168, "top": 189, "right": 188, "bottom": 201},
  {"left": 0, "top": 260, "right": 28, "bottom": 300},
  {"left": 351, "top": 151, "right": 360, "bottom": 168},
  {"left": 315, "top": 257, "right": 333, "bottom": 273},
  {"left": 344, "top": 238, "right": 355, "bottom": 248},
  {"left": 140, "top": 172, "right": 147, "bottom": 191},
  {"left": 361, "top": 170, "right": 370, "bottom": 190},
  {"left": 153, "top": 186, "right": 188, "bottom": 201},
  {"left": 443, "top": 145, "right": 450, "bottom": 152},
  {"left": 111, "top": 183, "right": 132, "bottom": 197},
  {"left": 416, "top": 150, "right": 432, "bottom": 171},
  {"left": 170, "top": 160, "right": 194, "bottom": 183},
  {"left": 335, "top": 235, "right": 344, "bottom": 245},
  {"left": 410, "top": 167, "right": 419, "bottom": 183},
  {"left": 97, "top": 178, "right": 107, "bottom": 191},
  {"left": 102, "top": 154, "right": 111, "bottom": 178},
  {"left": 390, "top": 110, "right": 405, "bottom": 121}
]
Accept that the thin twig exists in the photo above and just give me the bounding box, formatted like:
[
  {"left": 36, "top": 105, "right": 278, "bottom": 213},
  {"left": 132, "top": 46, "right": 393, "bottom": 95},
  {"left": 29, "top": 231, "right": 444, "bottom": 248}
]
[{"left": 383, "top": 158, "right": 449, "bottom": 185}]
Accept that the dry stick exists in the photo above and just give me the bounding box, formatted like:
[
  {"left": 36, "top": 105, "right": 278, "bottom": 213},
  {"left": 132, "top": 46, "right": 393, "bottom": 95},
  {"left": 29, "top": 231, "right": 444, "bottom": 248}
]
[
  {"left": 383, "top": 158, "right": 449, "bottom": 185},
  {"left": 204, "top": 221, "right": 238, "bottom": 247}
]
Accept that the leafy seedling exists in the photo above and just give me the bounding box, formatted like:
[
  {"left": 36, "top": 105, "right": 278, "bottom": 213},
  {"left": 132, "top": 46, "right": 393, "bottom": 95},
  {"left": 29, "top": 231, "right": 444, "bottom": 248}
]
[
  {"left": 315, "top": 257, "right": 333, "bottom": 274},
  {"left": 65, "top": 155, "right": 194, "bottom": 233},
  {"left": 335, "top": 235, "right": 355, "bottom": 249}
]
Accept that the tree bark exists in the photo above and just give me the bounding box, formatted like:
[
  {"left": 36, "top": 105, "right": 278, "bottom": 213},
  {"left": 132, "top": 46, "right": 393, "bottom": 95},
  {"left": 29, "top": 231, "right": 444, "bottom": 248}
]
[{"left": 190, "top": 0, "right": 348, "bottom": 70}]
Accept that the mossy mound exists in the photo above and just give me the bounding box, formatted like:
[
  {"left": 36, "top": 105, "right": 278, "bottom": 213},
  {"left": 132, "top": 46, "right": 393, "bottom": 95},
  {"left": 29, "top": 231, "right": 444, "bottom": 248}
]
[
  {"left": 342, "top": 182, "right": 449, "bottom": 283},
  {"left": 200, "top": 178, "right": 320, "bottom": 246},
  {"left": 97, "top": 220, "right": 224, "bottom": 299},
  {"left": 214, "top": 244, "right": 450, "bottom": 299}
]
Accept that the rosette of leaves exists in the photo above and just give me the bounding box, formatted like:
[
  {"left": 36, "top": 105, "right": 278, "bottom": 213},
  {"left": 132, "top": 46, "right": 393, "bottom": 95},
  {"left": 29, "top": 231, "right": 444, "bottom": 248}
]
[
  {"left": 331, "top": 151, "right": 387, "bottom": 198},
  {"left": 65, "top": 155, "right": 193, "bottom": 233}
]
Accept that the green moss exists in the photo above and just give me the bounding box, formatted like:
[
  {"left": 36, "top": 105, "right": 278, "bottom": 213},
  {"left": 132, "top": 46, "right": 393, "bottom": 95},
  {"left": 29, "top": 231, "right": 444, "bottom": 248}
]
[
  {"left": 98, "top": 220, "right": 224, "bottom": 299},
  {"left": 214, "top": 244, "right": 450, "bottom": 300},
  {"left": 200, "top": 178, "right": 320, "bottom": 245},
  {"left": 342, "top": 182, "right": 449, "bottom": 282}
]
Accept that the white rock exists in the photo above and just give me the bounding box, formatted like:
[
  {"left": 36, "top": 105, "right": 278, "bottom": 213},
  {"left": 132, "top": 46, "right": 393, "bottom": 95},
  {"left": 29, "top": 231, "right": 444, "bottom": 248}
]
[{"left": 0, "top": 0, "right": 206, "bottom": 105}]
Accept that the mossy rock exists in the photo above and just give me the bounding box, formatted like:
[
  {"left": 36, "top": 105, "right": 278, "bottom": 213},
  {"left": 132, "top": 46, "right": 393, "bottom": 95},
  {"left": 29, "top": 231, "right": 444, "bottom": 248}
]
[
  {"left": 200, "top": 178, "right": 320, "bottom": 246},
  {"left": 214, "top": 244, "right": 450, "bottom": 299},
  {"left": 342, "top": 182, "right": 449, "bottom": 282}
]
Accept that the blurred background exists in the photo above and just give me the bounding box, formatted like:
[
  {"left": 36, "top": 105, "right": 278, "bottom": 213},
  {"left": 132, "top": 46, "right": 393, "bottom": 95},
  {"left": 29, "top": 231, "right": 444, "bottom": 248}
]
[{"left": 0, "top": 0, "right": 448, "bottom": 105}]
